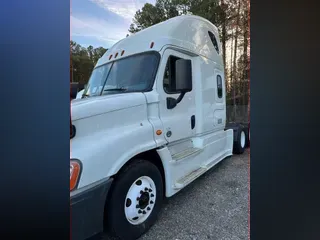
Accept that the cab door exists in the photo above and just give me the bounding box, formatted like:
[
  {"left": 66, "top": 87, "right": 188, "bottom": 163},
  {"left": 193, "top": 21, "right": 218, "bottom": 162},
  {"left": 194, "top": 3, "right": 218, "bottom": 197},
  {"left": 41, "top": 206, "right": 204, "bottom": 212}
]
[{"left": 157, "top": 49, "right": 196, "bottom": 143}]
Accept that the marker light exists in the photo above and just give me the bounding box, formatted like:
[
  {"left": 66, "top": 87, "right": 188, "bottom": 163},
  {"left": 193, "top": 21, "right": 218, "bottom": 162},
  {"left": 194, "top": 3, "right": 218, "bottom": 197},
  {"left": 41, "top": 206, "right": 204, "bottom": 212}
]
[{"left": 70, "top": 160, "right": 82, "bottom": 191}]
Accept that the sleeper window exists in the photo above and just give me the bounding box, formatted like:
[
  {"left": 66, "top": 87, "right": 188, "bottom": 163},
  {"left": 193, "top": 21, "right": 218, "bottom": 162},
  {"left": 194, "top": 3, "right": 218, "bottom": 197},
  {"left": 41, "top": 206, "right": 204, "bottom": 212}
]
[
  {"left": 163, "top": 55, "right": 181, "bottom": 94},
  {"left": 208, "top": 31, "right": 219, "bottom": 54},
  {"left": 217, "top": 75, "right": 223, "bottom": 98}
]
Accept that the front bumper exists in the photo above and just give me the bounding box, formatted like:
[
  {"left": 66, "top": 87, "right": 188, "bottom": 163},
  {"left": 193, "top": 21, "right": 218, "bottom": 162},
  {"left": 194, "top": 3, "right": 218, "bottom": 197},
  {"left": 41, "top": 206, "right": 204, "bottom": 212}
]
[{"left": 71, "top": 178, "right": 113, "bottom": 240}]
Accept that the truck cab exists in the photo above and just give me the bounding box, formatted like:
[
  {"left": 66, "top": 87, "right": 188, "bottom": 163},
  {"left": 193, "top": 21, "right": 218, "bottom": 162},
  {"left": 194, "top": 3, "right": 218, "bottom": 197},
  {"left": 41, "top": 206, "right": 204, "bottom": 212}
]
[{"left": 70, "top": 15, "right": 247, "bottom": 240}]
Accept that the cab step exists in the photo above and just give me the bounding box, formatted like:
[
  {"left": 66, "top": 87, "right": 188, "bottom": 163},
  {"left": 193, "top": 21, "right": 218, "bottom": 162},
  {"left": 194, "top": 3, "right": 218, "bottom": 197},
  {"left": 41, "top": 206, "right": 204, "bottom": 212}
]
[
  {"left": 171, "top": 147, "right": 202, "bottom": 161},
  {"left": 173, "top": 166, "right": 207, "bottom": 189}
]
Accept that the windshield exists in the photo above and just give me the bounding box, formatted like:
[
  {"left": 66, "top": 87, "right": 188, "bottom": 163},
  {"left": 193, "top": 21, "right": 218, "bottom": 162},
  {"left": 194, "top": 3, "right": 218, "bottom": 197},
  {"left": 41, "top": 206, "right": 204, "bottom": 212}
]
[{"left": 83, "top": 52, "right": 160, "bottom": 97}]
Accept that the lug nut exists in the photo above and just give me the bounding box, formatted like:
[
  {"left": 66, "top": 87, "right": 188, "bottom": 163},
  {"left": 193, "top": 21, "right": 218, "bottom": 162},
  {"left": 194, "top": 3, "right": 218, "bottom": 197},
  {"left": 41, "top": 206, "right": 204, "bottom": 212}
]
[
  {"left": 145, "top": 187, "right": 148, "bottom": 191},
  {"left": 149, "top": 189, "right": 152, "bottom": 192},
  {"left": 150, "top": 201, "right": 154, "bottom": 204},
  {"left": 138, "top": 210, "right": 142, "bottom": 214},
  {"left": 151, "top": 194, "right": 154, "bottom": 197},
  {"left": 136, "top": 197, "right": 140, "bottom": 201},
  {"left": 136, "top": 204, "right": 140, "bottom": 208},
  {"left": 147, "top": 207, "right": 151, "bottom": 211},
  {"left": 142, "top": 210, "right": 146, "bottom": 214},
  {"left": 140, "top": 190, "right": 144, "bottom": 194}
]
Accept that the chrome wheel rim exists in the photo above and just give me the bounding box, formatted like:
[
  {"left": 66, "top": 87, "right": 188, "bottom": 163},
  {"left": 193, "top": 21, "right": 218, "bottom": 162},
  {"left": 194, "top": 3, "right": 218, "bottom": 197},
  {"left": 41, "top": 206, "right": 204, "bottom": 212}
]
[{"left": 124, "top": 176, "right": 156, "bottom": 225}]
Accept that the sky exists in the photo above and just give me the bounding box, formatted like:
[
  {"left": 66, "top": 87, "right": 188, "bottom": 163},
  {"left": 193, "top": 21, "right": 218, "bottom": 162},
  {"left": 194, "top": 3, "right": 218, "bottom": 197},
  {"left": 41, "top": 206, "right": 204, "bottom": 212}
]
[{"left": 71, "top": 0, "right": 155, "bottom": 48}]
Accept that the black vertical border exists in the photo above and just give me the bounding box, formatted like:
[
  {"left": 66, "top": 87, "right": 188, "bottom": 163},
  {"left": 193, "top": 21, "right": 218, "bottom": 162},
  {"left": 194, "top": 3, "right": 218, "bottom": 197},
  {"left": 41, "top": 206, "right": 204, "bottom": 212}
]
[
  {"left": 0, "top": 0, "right": 70, "bottom": 238},
  {"left": 251, "top": 0, "right": 320, "bottom": 239}
]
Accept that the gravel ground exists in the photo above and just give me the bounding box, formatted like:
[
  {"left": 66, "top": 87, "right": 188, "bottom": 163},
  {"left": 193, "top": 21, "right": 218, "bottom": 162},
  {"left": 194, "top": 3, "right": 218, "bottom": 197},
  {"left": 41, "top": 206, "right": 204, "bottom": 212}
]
[{"left": 103, "top": 149, "right": 249, "bottom": 240}]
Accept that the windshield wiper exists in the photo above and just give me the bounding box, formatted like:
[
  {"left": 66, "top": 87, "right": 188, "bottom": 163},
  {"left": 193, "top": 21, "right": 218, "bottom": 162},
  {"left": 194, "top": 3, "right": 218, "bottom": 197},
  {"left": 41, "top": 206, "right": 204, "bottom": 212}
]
[{"left": 104, "top": 87, "right": 127, "bottom": 92}]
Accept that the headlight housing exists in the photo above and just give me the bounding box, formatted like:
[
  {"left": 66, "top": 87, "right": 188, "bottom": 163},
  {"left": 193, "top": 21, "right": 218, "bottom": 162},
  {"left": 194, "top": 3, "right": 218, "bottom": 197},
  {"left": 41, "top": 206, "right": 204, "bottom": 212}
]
[{"left": 70, "top": 159, "right": 82, "bottom": 191}]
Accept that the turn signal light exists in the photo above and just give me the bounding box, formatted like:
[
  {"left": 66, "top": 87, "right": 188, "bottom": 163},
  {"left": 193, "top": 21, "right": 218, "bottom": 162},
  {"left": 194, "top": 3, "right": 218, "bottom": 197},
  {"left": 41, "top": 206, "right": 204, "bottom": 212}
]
[{"left": 70, "top": 160, "right": 82, "bottom": 191}]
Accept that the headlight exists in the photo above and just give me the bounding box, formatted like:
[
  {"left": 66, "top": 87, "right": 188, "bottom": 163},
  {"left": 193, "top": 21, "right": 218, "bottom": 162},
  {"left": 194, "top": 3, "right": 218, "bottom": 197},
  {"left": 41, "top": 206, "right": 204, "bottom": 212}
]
[{"left": 70, "top": 159, "right": 82, "bottom": 191}]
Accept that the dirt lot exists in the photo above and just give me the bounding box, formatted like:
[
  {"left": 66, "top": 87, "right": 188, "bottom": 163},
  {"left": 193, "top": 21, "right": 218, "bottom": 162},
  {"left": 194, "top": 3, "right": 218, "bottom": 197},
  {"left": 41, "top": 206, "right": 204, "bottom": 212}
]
[{"left": 103, "top": 149, "right": 249, "bottom": 240}]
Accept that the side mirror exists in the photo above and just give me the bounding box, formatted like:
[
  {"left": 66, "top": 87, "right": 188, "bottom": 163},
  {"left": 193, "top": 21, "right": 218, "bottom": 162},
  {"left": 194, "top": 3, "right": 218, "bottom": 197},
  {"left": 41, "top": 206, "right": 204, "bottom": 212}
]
[
  {"left": 175, "top": 59, "right": 192, "bottom": 92},
  {"left": 166, "top": 59, "right": 192, "bottom": 109},
  {"left": 70, "top": 83, "right": 78, "bottom": 99}
]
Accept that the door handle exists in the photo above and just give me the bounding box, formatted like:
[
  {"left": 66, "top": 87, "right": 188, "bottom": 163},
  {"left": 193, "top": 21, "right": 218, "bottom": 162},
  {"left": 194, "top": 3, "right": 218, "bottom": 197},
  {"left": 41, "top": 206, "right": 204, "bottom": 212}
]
[{"left": 191, "top": 115, "right": 195, "bottom": 129}]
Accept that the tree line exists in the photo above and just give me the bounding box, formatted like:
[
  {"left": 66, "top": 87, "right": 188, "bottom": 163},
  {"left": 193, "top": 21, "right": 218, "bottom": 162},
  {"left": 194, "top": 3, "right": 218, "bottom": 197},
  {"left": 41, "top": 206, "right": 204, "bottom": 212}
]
[
  {"left": 70, "top": 40, "right": 107, "bottom": 85},
  {"left": 70, "top": 0, "right": 249, "bottom": 108}
]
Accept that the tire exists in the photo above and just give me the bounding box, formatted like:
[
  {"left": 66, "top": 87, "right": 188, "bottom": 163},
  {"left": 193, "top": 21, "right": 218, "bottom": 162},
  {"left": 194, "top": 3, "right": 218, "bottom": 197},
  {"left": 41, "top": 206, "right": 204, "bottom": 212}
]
[
  {"left": 247, "top": 124, "right": 250, "bottom": 147},
  {"left": 233, "top": 126, "right": 246, "bottom": 154},
  {"left": 106, "top": 159, "right": 164, "bottom": 240}
]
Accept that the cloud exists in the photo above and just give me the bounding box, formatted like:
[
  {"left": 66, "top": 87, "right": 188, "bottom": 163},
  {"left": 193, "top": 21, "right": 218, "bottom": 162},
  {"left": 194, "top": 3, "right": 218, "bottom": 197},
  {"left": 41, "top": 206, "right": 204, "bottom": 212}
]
[
  {"left": 89, "top": 0, "right": 156, "bottom": 22},
  {"left": 71, "top": 0, "right": 156, "bottom": 47},
  {"left": 71, "top": 15, "right": 129, "bottom": 44}
]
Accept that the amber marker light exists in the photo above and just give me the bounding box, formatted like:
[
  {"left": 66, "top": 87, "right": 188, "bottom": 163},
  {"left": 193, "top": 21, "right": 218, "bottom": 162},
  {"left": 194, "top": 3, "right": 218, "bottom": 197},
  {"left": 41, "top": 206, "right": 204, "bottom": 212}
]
[{"left": 70, "top": 160, "right": 82, "bottom": 191}]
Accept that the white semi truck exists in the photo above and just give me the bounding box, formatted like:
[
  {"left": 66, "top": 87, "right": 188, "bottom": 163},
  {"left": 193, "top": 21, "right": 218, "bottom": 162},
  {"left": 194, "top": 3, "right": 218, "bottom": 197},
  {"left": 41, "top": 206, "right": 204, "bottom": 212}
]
[{"left": 70, "top": 15, "right": 249, "bottom": 240}]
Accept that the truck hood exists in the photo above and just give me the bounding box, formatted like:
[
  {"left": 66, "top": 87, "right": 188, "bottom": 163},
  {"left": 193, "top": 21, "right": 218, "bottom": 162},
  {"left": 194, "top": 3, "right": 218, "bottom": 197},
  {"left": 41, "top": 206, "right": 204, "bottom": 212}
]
[{"left": 71, "top": 93, "right": 147, "bottom": 121}]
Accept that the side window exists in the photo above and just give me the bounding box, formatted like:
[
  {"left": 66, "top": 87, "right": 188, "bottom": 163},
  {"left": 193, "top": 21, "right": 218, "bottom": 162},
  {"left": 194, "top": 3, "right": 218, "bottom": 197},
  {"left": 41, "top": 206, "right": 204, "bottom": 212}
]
[
  {"left": 163, "top": 55, "right": 181, "bottom": 94},
  {"left": 217, "top": 75, "right": 223, "bottom": 98},
  {"left": 208, "top": 31, "right": 219, "bottom": 54}
]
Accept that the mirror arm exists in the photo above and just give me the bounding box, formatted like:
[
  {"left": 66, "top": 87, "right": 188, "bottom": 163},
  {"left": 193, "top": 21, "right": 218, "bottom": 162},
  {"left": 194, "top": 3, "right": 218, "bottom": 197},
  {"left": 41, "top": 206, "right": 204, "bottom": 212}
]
[
  {"left": 176, "top": 92, "right": 186, "bottom": 104},
  {"left": 166, "top": 91, "right": 186, "bottom": 109}
]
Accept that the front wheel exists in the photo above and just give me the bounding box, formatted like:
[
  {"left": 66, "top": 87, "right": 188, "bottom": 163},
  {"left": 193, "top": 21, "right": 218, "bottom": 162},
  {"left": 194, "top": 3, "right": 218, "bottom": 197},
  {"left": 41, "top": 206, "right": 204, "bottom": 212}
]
[{"left": 106, "top": 160, "right": 163, "bottom": 240}]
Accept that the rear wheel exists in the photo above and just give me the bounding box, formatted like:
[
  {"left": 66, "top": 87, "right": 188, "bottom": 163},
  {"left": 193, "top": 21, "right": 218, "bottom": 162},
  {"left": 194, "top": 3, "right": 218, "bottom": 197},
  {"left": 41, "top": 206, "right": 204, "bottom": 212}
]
[
  {"left": 106, "top": 160, "right": 163, "bottom": 240},
  {"left": 233, "top": 126, "right": 246, "bottom": 154},
  {"left": 247, "top": 124, "right": 250, "bottom": 147}
]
